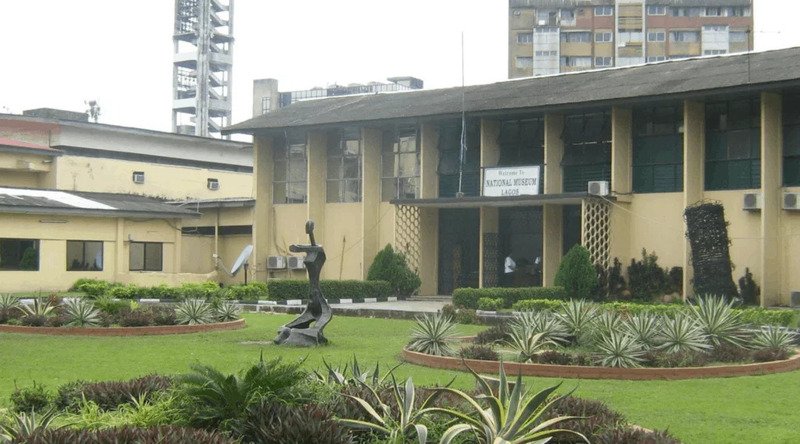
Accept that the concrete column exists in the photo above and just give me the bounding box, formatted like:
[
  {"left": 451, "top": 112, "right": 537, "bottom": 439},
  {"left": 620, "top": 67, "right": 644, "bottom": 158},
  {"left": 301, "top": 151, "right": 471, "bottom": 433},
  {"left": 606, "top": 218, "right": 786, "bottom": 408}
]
[
  {"left": 683, "top": 101, "right": 706, "bottom": 299},
  {"left": 479, "top": 119, "right": 501, "bottom": 288},
  {"left": 173, "top": 219, "right": 182, "bottom": 273},
  {"left": 115, "top": 218, "right": 125, "bottom": 281},
  {"left": 543, "top": 113, "right": 565, "bottom": 286},
  {"left": 611, "top": 106, "right": 633, "bottom": 196},
  {"left": 418, "top": 123, "right": 439, "bottom": 294},
  {"left": 760, "top": 92, "right": 783, "bottom": 306},
  {"left": 361, "top": 128, "right": 382, "bottom": 279},
  {"left": 252, "top": 135, "right": 273, "bottom": 282},
  {"left": 420, "top": 123, "right": 439, "bottom": 199},
  {"left": 479, "top": 207, "right": 499, "bottom": 288},
  {"left": 306, "top": 131, "right": 327, "bottom": 245}
]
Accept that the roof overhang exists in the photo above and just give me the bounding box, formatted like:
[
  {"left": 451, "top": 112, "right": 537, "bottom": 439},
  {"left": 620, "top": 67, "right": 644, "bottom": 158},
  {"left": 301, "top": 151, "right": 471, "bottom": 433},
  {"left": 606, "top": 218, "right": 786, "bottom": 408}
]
[
  {"left": 391, "top": 193, "right": 593, "bottom": 208},
  {"left": 0, "top": 206, "right": 199, "bottom": 219},
  {"left": 167, "top": 198, "right": 255, "bottom": 210}
]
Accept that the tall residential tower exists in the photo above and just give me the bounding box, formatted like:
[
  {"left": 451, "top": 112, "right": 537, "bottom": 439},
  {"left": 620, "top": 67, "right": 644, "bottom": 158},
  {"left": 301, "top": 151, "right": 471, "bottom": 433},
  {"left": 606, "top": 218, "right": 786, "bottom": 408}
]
[
  {"left": 508, "top": 0, "right": 753, "bottom": 79},
  {"left": 172, "top": 0, "right": 234, "bottom": 138}
]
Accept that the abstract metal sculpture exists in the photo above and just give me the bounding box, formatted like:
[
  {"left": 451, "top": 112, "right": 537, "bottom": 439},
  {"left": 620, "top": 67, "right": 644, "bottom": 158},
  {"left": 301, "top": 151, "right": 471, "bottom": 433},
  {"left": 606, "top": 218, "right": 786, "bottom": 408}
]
[{"left": 274, "top": 220, "right": 332, "bottom": 346}]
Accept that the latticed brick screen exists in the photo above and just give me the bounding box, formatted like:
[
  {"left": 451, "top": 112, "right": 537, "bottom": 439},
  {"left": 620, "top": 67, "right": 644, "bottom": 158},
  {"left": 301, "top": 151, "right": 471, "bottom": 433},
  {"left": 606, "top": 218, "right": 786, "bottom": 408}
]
[
  {"left": 395, "top": 205, "right": 420, "bottom": 272},
  {"left": 581, "top": 198, "right": 610, "bottom": 269}
]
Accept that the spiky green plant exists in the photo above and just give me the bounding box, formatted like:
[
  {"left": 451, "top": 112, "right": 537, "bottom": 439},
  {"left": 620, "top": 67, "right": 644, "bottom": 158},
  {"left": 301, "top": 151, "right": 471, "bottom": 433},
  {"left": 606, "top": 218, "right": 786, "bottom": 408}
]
[
  {"left": 557, "top": 299, "right": 598, "bottom": 345},
  {"left": 425, "top": 361, "right": 589, "bottom": 444},
  {"left": 337, "top": 376, "right": 443, "bottom": 444},
  {"left": 506, "top": 328, "right": 554, "bottom": 363},
  {"left": 657, "top": 314, "right": 711, "bottom": 354},
  {"left": 511, "top": 311, "right": 569, "bottom": 345},
  {"left": 64, "top": 298, "right": 100, "bottom": 327},
  {"left": 749, "top": 326, "right": 798, "bottom": 352},
  {"left": 689, "top": 295, "right": 746, "bottom": 347},
  {"left": 407, "top": 313, "right": 459, "bottom": 356},
  {"left": 214, "top": 300, "right": 240, "bottom": 322},
  {"left": 596, "top": 331, "right": 646, "bottom": 368},
  {"left": 175, "top": 299, "right": 214, "bottom": 325},
  {"left": 623, "top": 313, "right": 662, "bottom": 349},
  {"left": 19, "top": 299, "right": 54, "bottom": 317},
  {"left": 313, "top": 355, "right": 401, "bottom": 387},
  {"left": 589, "top": 311, "right": 624, "bottom": 344},
  {"left": 0, "top": 294, "right": 21, "bottom": 312},
  {"left": 0, "top": 408, "right": 59, "bottom": 441}
]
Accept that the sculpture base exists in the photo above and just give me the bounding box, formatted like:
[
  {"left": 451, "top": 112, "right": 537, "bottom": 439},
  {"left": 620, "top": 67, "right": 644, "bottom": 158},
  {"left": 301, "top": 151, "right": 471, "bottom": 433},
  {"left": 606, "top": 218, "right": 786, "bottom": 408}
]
[{"left": 273, "top": 326, "right": 328, "bottom": 347}]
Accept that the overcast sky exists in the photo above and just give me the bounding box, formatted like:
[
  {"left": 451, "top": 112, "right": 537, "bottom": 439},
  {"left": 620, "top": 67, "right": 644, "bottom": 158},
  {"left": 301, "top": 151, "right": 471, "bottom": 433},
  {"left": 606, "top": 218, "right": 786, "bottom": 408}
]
[{"left": 2, "top": 0, "right": 799, "bottom": 134}]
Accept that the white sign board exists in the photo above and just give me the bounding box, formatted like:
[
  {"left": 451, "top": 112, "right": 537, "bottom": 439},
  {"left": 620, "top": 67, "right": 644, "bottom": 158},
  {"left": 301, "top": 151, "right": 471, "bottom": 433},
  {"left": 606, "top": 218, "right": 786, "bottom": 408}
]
[{"left": 482, "top": 166, "right": 541, "bottom": 197}]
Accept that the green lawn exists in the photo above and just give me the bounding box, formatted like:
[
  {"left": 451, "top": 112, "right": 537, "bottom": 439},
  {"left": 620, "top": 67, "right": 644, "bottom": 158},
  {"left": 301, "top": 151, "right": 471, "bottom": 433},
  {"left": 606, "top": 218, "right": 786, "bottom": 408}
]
[{"left": 1, "top": 313, "right": 798, "bottom": 443}]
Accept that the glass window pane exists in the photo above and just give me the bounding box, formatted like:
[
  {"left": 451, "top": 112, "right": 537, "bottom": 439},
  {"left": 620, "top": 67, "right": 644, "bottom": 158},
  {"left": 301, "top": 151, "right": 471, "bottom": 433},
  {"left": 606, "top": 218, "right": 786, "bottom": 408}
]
[
  {"left": 273, "top": 183, "right": 287, "bottom": 204},
  {"left": 398, "top": 153, "right": 418, "bottom": 177},
  {"left": 129, "top": 242, "right": 144, "bottom": 271},
  {"left": 381, "top": 178, "right": 396, "bottom": 201},
  {"left": 288, "top": 159, "right": 306, "bottom": 182},
  {"left": 145, "top": 243, "right": 163, "bottom": 271},
  {"left": 342, "top": 158, "right": 359, "bottom": 179},
  {"left": 344, "top": 179, "right": 361, "bottom": 203},
  {"left": 327, "top": 157, "right": 342, "bottom": 180},
  {"left": 287, "top": 182, "right": 307, "bottom": 203},
  {"left": 399, "top": 177, "right": 419, "bottom": 199},
  {"left": 273, "top": 160, "right": 287, "bottom": 182},
  {"left": 326, "top": 180, "right": 341, "bottom": 203},
  {"left": 66, "top": 241, "right": 84, "bottom": 271},
  {"left": 86, "top": 242, "right": 103, "bottom": 271},
  {"left": 382, "top": 154, "right": 395, "bottom": 177},
  {"left": 344, "top": 139, "right": 360, "bottom": 156}
]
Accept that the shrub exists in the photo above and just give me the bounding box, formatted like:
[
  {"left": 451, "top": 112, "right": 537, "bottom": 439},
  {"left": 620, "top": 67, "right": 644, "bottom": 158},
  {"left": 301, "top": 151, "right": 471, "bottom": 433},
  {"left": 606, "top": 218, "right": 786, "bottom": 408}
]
[
  {"left": 109, "top": 284, "right": 144, "bottom": 300},
  {"left": 736, "top": 307, "right": 794, "bottom": 327},
  {"left": 179, "top": 281, "right": 222, "bottom": 300},
  {"left": 453, "top": 286, "right": 566, "bottom": 309},
  {"left": 63, "top": 298, "right": 101, "bottom": 327},
  {"left": 688, "top": 295, "right": 746, "bottom": 347},
  {"left": 54, "top": 375, "right": 173, "bottom": 412},
  {"left": 477, "top": 297, "right": 504, "bottom": 311},
  {"left": 627, "top": 249, "right": 671, "bottom": 300},
  {"left": 458, "top": 344, "right": 499, "bottom": 361},
  {"left": 595, "top": 331, "right": 645, "bottom": 368},
  {"left": 407, "top": 313, "right": 459, "bottom": 356},
  {"left": 234, "top": 400, "right": 353, "bottom": 444},
  {"left": 213, "top": 301, "right": 240, "bottom": 322},
  {"left": 708, "top": 343, "right": 752, "bottom": 363},
  {"left": 595, "top": 258, "right": 627, "bottom": 300},
  {"left": 533, "top": 350, "right": 573, "bottom": 365},
  {"left": 146, "top": 284, "right": 181, "bottom": 301},
  {"left": 752, "top": 348, "right": 789, "bottom": 362},
  {"left": 265, "top": 280, "right": 392, "bottom": 301},
  {"left": 175, "top": 299, "right": 215, "bottom": 325},
  {"left": 511, "top": 298, "right": 563, "bottom": 312},
  {"left": 93, "top": 296, "right": 130, "bottom": 317},
  {"left": 223, "top": 282, "right": 267, "bottom": 302},
  {"left": 474, "top": 323, "right": 511, "bottom": 345},
  {"left": 366, "top": 244, "right": 421, "bottom": 296},
  {"left": 554, "top": 245, "right": 597, "bottom": 300},
  {"left": 20, "top": 315, "right": 47, "bottom": 327},
  {"left": 21, "top": 426, "right": 237, "bottom": 444},
  {"left": 149, "top": 305, "right": 178, "bottom": 326},
  {"left": 749, "top": 326, "right": 797, "bottom": 352},
  {"left": 10, "top": 382, "right": 51, "bottom": 413},
  {"left": 0, "top": 294, "right": 22, "bottom": 324},
  {"left": 118, "top": 306, "right": 155, "bottom": 327}
]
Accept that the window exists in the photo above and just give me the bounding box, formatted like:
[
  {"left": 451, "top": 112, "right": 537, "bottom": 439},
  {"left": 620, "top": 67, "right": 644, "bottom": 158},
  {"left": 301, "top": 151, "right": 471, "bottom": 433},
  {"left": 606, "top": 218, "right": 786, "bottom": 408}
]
[
  {"left": 273, "top": 132, "right": 307, "bottom": 204},
  {"left": 595, "top": 31, "right": 613, "bottom": 42},
  {"left": 517, "top": 32, "right": 533, "bottom": 44},
  {"left": 595, "top": 57, "right": 613, "bottom": 67},
  {"left": 326, "top": 127, "right": 362, "bottom": 203},
  {"left": 560, "top": 56, "right": 592, "bottom": 68},
  {"left": 129, "top": 242, "right": 163, "bottom": 272},
  {"left": 0, "top": 239, "right": 39, "bottom": 271},
  {"left": 381, "top": 126, "right": 420, "bottom": 201},
  {"left": 515, "top": 56, "right": 533, "bottom": 69},
  {"left": 729, "top": 31, "right": 748, "bottom": 43},
  {"left": 132, "top": 171, "right": 145, "bottom": 184},
  {"left": 633, "top": 106, "right": 684, "bottom": 193},
  {"left": 618, "top": 31, "right": 643, "bottom": 43},
  {"left": 562, "top": 112, "right": 612, "bottom": 192},
  {"left": 647, "top": 56, "right": 666, "bottom": 62},
  {"left": 724, "top": 7, "right": 751, "bottom": 17},
  {"left": 704, "top": 49, "right": 727, "bottom": 55},
  {"left": 705, "top": 98, "right": 761, "bottom": 190},
  {"left": 594, "top": 6, "right": 613, "bottom": 16},
  {"left": 648, "top": 31, "right": 666, "bottom": 42},
  {"left": 498, "top": 118, "right": 544, "bottom": 167},
  {"left": 207, "top": 178, "right": 219, "bottom": 190},
  {"left": 705, "top": 7, "right": 721, "bottom": 17},
  {"left": 671, "top": 7, "right": 703, "bottom": 17},
  {"left": 670, "top": 31, "right": 700, "bottom": 43},
  {"left": 647, "top": 5, "right": 666, "bottom": 15},
  {"left": 561, "top": 32, "right": 591, "bottom": 43},
  {"left": 783, "top": 94, "right": 800, "bottom": 186},
  {"left": 67, "top": 241, "right": 103, "bottom": 271},
  {"left": 437, "top": 122, "right": 481, "bottom": 197},
  {"left": 261, "top": 96, "right": 271, "bottom": 115},
  {"left": 534, "top": 50, "right": 557, "bottom": 57}
]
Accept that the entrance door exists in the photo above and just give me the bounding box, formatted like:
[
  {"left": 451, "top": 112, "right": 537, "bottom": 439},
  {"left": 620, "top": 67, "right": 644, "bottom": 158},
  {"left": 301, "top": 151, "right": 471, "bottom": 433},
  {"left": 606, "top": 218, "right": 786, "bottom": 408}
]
[
  {"left": 438, "top": 209, "right": 479, "bottom": 295},
  {"left": 499, "top": 207, "right": 543, "bottom": 287}
]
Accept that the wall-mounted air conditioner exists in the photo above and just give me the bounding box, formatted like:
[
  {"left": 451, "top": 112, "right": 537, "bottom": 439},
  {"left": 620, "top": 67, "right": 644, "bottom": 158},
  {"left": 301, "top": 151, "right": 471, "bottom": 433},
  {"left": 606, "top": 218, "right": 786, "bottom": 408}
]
[
  {"left": 783, "top": 192, "right": 800, "bottom": 210},
  {"left": 287, "top": 256, "right": 305, "bottom": 270},
  {"left": 132, "top": 171, "right": 145, "bottom": 184},
  {"left": 538, "top": 19, "right": 547, "bottom": 25},
  {"left": 207, "top": 178, "right": 219, "bottom": 190},
  {"left": 743, "top": 192, "right": 762, "bottom": 211},
  {"left": 267, "top": 255, "right": 287, "bottom": 269},
  {"left": 588, "top": 181, "right": 610, "bottom": 196}
]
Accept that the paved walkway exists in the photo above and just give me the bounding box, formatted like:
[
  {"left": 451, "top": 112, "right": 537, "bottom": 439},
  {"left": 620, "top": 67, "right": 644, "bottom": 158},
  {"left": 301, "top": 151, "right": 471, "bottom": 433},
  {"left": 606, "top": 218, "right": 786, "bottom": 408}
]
[{"left": 329, "top": 300, "right": 448, "bottom": 313}]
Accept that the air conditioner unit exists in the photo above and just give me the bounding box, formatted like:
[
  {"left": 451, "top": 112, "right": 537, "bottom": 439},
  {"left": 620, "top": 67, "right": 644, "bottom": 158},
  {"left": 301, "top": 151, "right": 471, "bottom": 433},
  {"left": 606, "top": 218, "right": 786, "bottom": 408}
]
[
  {"left": 783, "top": 192, "right": 800, "bottom": 210},
  {"left": 538, "top": 19, "right": 547, "bottom": 25},
  {"left": 207, "top": 178, "right": 219, "bottom": 190},
  {"left": 743, "top": 192, "right": 762, "bottom": 210},
  {"left": 287, "top": 256, "right": 305, "bottom": 270},
  {"left": 267, "top": 255, "right": 287, "bottom": 269},
  {"left": 132, "top": 171, "right": 145, "bottom": 184},
  {"left": 587, "top": 180, "right": 610, "bottom": 196}
]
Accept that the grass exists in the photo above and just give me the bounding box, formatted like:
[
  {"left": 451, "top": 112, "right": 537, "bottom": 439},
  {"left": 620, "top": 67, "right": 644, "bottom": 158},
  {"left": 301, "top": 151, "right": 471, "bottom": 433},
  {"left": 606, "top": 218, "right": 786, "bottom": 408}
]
[{"left": 0, "top": 312, "right": 798, "bottom": 443}]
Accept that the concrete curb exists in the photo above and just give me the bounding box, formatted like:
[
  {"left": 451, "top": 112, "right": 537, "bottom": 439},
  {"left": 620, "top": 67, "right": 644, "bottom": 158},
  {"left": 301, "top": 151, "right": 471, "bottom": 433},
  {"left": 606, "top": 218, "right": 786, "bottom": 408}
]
[{"left": 0, "top": 319, "right": 246, "bottom": 336}]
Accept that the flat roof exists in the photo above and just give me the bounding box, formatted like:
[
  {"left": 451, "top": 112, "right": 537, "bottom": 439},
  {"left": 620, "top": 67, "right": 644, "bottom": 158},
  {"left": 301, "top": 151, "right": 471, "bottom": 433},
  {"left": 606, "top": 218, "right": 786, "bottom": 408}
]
[
  {"left": 0, "top": 187, "right": 200, "bottom": 219},
  {"left": 0, "top": 137, "right": 62, "bottom": 156},
  {"left": 225, "top": 47, "right": 800, "bottom": 134}
]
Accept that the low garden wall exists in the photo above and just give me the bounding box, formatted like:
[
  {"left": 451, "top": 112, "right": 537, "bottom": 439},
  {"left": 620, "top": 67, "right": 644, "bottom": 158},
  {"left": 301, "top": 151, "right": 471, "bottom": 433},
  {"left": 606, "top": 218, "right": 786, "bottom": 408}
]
[
  {"left": 0, "top": 318, "right": 245, "bottom": 337},
  {"left": 402, "top": 347, "right": 800, "bottom": 380}
]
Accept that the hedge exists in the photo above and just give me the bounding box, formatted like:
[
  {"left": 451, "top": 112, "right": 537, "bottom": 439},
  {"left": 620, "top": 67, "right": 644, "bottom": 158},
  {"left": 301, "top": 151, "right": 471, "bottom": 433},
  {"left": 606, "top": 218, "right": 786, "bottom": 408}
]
[
  {"left": 452, "top": 287, "right": 567, "bottom": 309},
  {"left": 265, "top": 280, "right": 392, "bottom": 301}
]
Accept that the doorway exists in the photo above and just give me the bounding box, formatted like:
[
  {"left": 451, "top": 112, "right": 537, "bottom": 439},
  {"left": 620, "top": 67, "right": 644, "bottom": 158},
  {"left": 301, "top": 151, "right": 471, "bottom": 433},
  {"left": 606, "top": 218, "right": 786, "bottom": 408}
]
[
  {"left": 499, "top": 207, "right": 543, "bottom": 287},
  {"left": 438, "top": 209, "right": 480, "bottom": 295}
]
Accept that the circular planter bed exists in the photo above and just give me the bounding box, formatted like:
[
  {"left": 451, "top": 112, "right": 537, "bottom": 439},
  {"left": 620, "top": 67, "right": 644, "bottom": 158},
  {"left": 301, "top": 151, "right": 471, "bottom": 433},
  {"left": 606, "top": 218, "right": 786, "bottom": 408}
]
[
  {"left": 403, "top": 347, "right": 800, "bottom": 380},
  {"left": 0, "top": 318, "right": 245, "bottom": 337}
]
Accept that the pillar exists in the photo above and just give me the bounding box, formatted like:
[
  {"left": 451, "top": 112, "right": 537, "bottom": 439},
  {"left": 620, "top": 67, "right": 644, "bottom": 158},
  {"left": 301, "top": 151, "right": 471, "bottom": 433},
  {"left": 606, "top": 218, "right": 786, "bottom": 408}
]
[
  {"left": 543, "top": 113, "right": 564, "bottom": 286},
  {"left": 418, "top": 123, "right": 439, "bottom": 294},
  {"left": 306, "top": 131, "right": 327, "bottom": 245},
  {"left": 609, "top": 106, "right": 633, "bottom": 262},
  {"left": 361, "top": 128, "right": 382, "bottom": 279},
  {"left": 760, "top": 92, "right": 783, "bottom": 306},
  {"left": 252, "top": 135, "right": 273, "bottom": 282},
  {"left": 683, "top": 101, "right": 706, "bottom": 299},
  {"left": 479, "top": 119, "right": 501, "bottom": 288},
  {"left": 115, "top": 218, "right": 125, "bottom": 281},
  {"left": 173, "top": 219, "right": 182, "bottom": 273}
]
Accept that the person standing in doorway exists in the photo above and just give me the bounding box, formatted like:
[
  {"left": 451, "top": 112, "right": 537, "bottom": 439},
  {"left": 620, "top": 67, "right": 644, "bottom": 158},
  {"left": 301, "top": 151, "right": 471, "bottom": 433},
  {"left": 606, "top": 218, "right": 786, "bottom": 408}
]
[{"left": 503, "top": 254, "right": 516, "bottom": 287}]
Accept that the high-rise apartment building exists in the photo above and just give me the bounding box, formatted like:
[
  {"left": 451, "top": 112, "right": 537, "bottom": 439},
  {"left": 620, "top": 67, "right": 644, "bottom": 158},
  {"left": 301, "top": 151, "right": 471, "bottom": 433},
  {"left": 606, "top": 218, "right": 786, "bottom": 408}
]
[{"left": 508, "top": 0, "right": 753, "bottom": 78}]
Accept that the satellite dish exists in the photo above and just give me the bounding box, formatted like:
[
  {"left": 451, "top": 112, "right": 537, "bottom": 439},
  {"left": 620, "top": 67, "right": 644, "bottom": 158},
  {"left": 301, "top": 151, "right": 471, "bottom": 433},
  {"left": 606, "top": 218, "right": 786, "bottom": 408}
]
[{"left": 230, "top": 244, "right": 254, "bottom": 278}]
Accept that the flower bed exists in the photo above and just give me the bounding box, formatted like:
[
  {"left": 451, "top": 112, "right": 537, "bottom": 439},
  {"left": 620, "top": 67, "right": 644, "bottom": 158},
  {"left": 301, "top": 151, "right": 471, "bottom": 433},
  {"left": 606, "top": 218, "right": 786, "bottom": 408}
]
[{"left": 0, "top": 318, "right": 245, "bottom": 336}]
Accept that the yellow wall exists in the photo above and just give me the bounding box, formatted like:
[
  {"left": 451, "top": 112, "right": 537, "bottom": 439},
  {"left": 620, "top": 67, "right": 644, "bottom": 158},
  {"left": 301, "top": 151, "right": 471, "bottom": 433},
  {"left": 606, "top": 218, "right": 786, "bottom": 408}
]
[
  {"left": 0, "top": 171, "right": 41, "bottom": 188},
  {"left": 781, "top": 190, "right": 800, "bottom": 297},
  {"left": 705, "top": 190, "right": 763, "bottom": 282},
  {"left": 623, "top": 193, "right": 685, "bottom": 267},
  {"left": 322, "top": 203, "right": 363, "bottom": 280}
]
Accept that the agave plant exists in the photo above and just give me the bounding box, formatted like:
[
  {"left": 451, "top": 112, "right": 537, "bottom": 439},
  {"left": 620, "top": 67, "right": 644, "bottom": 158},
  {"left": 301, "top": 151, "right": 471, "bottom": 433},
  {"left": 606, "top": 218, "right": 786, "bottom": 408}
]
[
  {"left": 19, "top": 299, "right": 54, "bottom": 317},
  {"left": 595, "top": 331, "right": 646, "bottom": 368},
  {"left": 63, "top": 298, "right": 101, "bottom": 327},
  {"left": 623, "top": 313, "right": 662, "bottom": 349},
  {"left": 688, "top": 295, "right": 746, "bottom": 347},
  {"left": 588, "top": 311, "right": 624, "bottom": 344},
  {"left": 175, "top": 299, "right": 214, "bottom": 325},
  {"left": 0, "top": 294, "right": 21, "bottom": 312},
  {"left": 425, "top": 361, "right": 588, "bottom": 444},
  {"left": 506, "top": 327, "right": 554, "bottom": 363},
  {"left": 511, "top": 311, "right": 569, "bottom": 345},
  {"left": 557, "top": 299, "right": 598, "bottom": 345},
  {"left": 0, "top": 409, "right": 59, "bottom": 441},
  {"left": 749, "top": 326, "right": 798, "bottom": 352},
  {"left": 214, "top": 300, "right": 240, "bottom": 322},
  {"left": 337, "top": 376, "right": 443, "bottom": 444},
  {"left": 407, "top": 313, "right": 459, "bottom": 356},
  {"left": 657, "top": 314, "right": 711, "bottom": 354},
  {"left": 313, "top": 355, "right": 401, "bottom": 387}
]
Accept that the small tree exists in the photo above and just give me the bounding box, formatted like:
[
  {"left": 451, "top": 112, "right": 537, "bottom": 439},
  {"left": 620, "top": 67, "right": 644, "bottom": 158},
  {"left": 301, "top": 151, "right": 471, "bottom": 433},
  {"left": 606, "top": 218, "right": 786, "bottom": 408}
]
[
  {"left": 367, "top": 245, "right": 421, "bottom": 297},
  {"left": 554, "top": 245, "right": 597, "bottom": 300}
]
